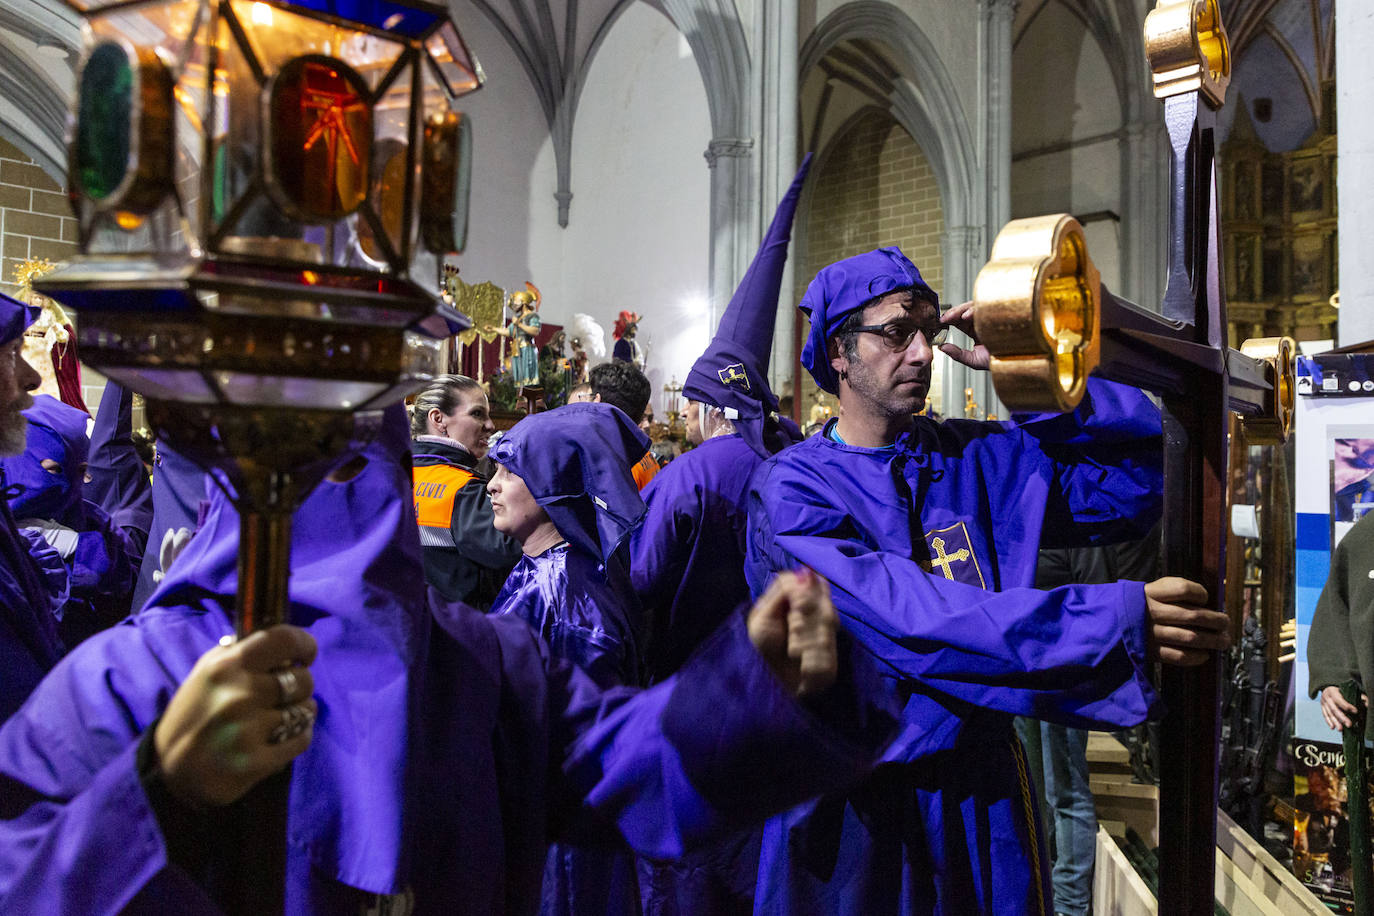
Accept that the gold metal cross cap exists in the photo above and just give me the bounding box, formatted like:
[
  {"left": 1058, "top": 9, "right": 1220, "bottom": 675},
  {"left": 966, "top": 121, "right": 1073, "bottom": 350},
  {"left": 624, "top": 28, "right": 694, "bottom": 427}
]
[
  {"left": 971, "top": 214, "right": 1101, "bottom": 414},
  {"left": 1144, "top": 0, "right": 1231, "bottom": 107}
]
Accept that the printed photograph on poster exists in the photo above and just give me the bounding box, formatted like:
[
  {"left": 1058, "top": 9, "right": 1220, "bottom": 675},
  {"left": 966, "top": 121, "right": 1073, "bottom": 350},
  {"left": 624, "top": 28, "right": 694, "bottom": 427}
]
[
  {"left": 1328, "top": 427, "right": 1374, "bottom": 546},
  {"left": 1292, "top": 740, "right": 1357, "bottom": 912}
]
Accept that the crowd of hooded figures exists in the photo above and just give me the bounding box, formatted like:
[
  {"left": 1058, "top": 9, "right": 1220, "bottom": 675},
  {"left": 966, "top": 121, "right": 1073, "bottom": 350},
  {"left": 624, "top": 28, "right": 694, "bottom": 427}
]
[{"left": 0, "top": 157, "right": 1233, "bottom": 916}]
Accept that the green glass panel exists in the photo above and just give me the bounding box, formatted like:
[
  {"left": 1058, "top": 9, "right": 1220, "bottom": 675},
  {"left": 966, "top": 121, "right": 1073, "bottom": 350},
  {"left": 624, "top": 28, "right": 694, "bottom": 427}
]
[{"left": 76, "top": 42, "right": 134, "bottom": 201}]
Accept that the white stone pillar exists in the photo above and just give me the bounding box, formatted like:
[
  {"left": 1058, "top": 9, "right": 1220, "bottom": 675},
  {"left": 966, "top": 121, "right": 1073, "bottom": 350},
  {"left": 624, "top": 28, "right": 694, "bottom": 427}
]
[
  {"left": 953, "top": 0, "right": 1014, "bottom": 419},
  {"left": 1120, "top": 117, "right": 1169, "bottom": 309},
  {"left": 940, "top": 224, "right": 985, "bottom": 418},
  {"left": 756, "top": 0, "right": 800, "bottom": 397},
  {"left": 704, "top": 137, "right": 755, "bottom": 328},
  {"left": 1337, "top": 0, "right": 1374, "bottom": 345},
  {"left": 980, "top": 0, "right": 1014, "bottom": 235}
]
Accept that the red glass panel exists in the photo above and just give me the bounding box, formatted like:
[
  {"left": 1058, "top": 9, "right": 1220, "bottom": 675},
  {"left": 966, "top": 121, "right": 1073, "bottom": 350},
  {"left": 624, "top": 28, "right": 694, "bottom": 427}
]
[{"left": 268, "top": 56, "right": 372, "bottom": 220}]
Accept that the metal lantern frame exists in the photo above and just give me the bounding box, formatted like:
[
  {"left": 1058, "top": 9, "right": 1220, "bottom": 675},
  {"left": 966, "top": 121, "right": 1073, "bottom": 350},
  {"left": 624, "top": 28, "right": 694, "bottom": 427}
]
[
  {"left": 38, "top": 0, "right": 486, "bottom": 640},
  {"left": 48, "top": 0, "right": 482, "bottom": 330}
]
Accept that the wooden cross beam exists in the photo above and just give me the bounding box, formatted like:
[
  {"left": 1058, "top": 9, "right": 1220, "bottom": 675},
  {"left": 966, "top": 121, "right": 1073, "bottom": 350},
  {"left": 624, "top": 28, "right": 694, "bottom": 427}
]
[{"left": 971, "top": 2, "right": 1295, "bottom": 913}]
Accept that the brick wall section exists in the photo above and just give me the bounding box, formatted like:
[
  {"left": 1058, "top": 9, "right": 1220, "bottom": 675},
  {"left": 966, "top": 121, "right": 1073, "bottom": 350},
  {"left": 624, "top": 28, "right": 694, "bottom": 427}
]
[
  {"left": 0, "top": 136, "right": 78, "bottom": 297},
  {"left": 798, "top": 111, "right": 945, "bottom": 302},
  {"left": 0, "top": 138, "right": 105, "bottom": 411},
  {"left": 791, "top": 111, "right": 946, "bottom": 415}
]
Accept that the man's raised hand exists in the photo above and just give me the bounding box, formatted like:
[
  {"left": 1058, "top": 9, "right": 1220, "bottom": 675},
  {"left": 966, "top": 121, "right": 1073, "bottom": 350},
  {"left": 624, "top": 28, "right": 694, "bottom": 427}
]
[
  {"left": 748, "top": 569, "right": 840, "bottom": 698},
  {"left": 935, "top": 301, "right": 991, "bottom": 371}
]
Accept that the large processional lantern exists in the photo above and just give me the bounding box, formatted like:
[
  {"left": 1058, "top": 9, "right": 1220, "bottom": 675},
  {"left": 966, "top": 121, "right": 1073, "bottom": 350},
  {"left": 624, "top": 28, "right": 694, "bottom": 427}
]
[{"left": 37, "top": 0, "right": 483, "bottom": 635}]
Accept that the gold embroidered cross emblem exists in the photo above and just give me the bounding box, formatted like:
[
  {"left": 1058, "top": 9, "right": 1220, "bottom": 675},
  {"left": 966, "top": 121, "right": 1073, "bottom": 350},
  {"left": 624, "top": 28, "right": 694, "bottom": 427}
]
[
  {"left": 717, "top": 363, "right": 750, "bottom": 391},
  {"left": 929, "top": 536, "right": 970, "bottom": 580}
]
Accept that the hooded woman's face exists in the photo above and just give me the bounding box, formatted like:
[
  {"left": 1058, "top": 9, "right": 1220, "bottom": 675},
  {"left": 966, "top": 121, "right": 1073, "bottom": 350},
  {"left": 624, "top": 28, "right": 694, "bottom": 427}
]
[{"left": 487, "top": 464, "right": 552, "bottom": 545}]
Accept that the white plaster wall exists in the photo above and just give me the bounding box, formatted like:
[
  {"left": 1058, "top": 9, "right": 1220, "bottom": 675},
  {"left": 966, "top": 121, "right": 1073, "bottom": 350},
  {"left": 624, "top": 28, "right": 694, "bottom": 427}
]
[
  {"left": 444, "top": 0, "right": 555, "bottom": 294},
  {"left": 530, "top": 2, "right": 711, "bottom": 414},
  {"left": 1337, "top": 0, "right": 1374, "bottom": 344}
]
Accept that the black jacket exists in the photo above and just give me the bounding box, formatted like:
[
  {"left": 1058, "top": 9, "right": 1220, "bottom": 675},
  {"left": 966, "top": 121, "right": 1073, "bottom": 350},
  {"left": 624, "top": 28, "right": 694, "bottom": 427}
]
[{"left": 411, "top": 439, "right": 521, "bottom": 607}]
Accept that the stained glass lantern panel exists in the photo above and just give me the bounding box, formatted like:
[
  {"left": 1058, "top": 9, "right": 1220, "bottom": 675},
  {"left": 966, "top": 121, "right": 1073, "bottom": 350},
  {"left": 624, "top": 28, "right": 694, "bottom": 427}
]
[
  {"left": 266, "top": 56, "right": 373, "bottom": 221},
  {"left": 75, "top": 43, "right": 133, "bottom": 201},
  {"left": 420, "top": 109, "right": 470, "bottom": 254},
  {"left": 425, "top": 21, "right": 482, "bottom": 98},
  {"left": 74, "top": 40, "right": 174, "bottom": 214}
]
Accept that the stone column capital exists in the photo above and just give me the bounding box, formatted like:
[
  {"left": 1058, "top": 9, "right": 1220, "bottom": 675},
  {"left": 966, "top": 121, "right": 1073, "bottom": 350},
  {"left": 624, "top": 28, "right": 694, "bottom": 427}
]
[
  {"left": 980, "top": 0, "right": 1017, "bottom": 24},
  {"left": 943, "top": 225, "right": 984, "bottom": 250},
  {"left": 703, "top": 137, "right": 754, "bottom": 169}
]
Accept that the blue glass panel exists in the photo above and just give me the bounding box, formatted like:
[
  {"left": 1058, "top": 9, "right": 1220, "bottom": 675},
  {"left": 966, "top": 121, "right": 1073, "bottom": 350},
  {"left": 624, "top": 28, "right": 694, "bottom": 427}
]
[{"left": 282, "top": 0, "right": 445, "bottom": 38}]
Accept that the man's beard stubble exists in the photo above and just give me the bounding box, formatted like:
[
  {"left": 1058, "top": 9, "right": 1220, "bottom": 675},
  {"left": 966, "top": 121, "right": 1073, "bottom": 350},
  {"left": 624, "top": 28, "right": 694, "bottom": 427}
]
[
  {"left": 846, "top": 357, "right": 929, "bottom": 420},
  {"left": 0, "top": 410, "right": 27, "bottom": 457}
]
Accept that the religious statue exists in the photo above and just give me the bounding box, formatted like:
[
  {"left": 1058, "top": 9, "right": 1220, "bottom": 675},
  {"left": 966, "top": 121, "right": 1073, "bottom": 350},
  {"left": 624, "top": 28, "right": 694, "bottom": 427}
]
[
  {"left": 612, "top": 309, "right": 644, "bottom": 369},
  {"left": 14, "top": 259, "right": 85, "bottom": 412},
  {"left": 487, "top": 282, "right": 542, "bottom": 387},
  {"left": 566, "top": 312, "right": 606, "bottom": 385}
]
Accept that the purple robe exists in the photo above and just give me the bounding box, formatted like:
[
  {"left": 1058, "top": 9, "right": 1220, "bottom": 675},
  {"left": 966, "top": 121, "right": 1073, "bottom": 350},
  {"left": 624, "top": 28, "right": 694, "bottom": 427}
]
[
  {"left": 130, "top": 444, "right": 207, "bottom": 612},
  {"left": 632, "top": 434, "right": 761, "bottom": 682},
  {"left": 745, "top": 378, "right": 1163, "bottom": 915},
  {"left": 493, "top": 543, "right": 640, "bottom": 689},
  {"left": 0, "top": 408, "right": 897, "bottom": 914},
  {"left": 1, "top": 395, "right": 139, "bottom": 647},
  {"left": 0, "top": 495, "right": 64, "bottom": 721},
  {"left": 84, "top": 381, "right": 153, "bottom": 556},
  {"left": 489, "top": 405, "right": 650, "bottom": 916},
  {"left": 628, "top": 436, "right": 774, "bottom": 916},
  {"left": 0, "top": 293, "right": 64, "bottom": 718},
  {"left": 492, "top": 544, "right": 644, "bottom": 916}
]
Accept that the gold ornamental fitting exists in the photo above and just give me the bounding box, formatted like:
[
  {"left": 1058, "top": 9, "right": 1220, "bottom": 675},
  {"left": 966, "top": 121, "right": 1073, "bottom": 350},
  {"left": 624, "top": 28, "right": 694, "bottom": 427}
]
[
  {"left": 972, "top": 214, "right": 1101, "bottom": 414},
  {"left": 1144, "top": 0, "right": 1231, "bottom": 107},
  {"left": 1238, "top": 336, "right": 1296, "bottom": 444}
]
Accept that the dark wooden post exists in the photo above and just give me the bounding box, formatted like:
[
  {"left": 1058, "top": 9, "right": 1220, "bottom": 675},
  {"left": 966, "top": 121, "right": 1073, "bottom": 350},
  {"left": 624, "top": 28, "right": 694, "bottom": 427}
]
[{"left": 972, "top": 4, "right": 1296, "bottom": 913}]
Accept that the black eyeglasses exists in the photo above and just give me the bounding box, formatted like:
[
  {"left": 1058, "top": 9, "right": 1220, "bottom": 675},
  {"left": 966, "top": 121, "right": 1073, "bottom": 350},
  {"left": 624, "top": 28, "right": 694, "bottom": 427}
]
[{"left": 846, "top": 314, "right": 949, "bottom": 350}]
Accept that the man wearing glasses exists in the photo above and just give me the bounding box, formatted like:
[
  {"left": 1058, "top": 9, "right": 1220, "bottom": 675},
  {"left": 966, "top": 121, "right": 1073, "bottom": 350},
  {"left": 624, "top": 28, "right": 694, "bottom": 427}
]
[{"left": 743, "top": 247, "right": 1229, "bottom": 915}]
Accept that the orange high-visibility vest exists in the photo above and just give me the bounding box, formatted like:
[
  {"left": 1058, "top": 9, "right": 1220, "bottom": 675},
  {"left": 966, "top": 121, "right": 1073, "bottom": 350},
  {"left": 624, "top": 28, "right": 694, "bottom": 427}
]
[
  {"left": 631, "top": 450, "right": 659, "bottom": 490},
  {"left": 412, "top": 463, "right": 477, "bottom": 547}
]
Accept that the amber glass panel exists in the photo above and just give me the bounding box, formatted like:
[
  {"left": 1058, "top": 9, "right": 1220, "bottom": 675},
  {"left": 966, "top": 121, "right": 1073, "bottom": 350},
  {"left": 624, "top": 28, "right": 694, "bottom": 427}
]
[
  {"left": 268, "top": 56, "right": 372, "bottom": 221},
  {"left": 358, "top": 138, "right": 408, "bottom": 265},
  {"left": 420, "top": 109, "right": 471, "bottom": 254}
]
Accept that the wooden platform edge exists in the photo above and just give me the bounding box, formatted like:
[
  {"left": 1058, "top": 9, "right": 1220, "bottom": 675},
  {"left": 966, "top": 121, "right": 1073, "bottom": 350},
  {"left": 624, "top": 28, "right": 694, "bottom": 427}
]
[
  {"left": 1093, "top": 825, "right": 1156, "bottom": 915},
  {"left": 1215, "top": 808, "right": 1328, "bottom": 916},
  {"left": 1094, "top": 815, "right": 1329, "bottom": 915}
]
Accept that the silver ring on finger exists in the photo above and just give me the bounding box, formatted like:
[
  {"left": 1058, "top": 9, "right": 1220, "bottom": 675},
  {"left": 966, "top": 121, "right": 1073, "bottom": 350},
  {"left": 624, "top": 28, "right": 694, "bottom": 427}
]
[
  {"left": 267, "top": 702, "right": 316, "bottom": 745},
  {"left": 273, "top": 667, "right": 300, "bottom": 707}
]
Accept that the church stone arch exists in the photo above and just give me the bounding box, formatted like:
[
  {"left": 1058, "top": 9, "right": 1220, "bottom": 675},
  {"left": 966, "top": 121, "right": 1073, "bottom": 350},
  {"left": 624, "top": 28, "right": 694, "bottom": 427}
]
[
  {"left": 655, "top": 0, "right": 749, "bottom": 141},
  {"left": 799, "top": 2, "right": 978, "bottom": 236},
  {"left": 794, "top": 2, "right": 989, "bottom": 418},
  {"left": 0, "top": 0, "right": 80, "bottom": 183}
]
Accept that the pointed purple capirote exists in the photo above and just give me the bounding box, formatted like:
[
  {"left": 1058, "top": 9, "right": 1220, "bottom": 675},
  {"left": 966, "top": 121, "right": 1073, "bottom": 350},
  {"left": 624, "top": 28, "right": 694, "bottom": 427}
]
[
  {"left": 683, "top": 154, "right": 812, "bottom": 458},
  {"left": 85, "top": 381, "right": 153, "bottom": 541},
  {"left": 0, "top": 292, "right": 30, "bottom": 347}
]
